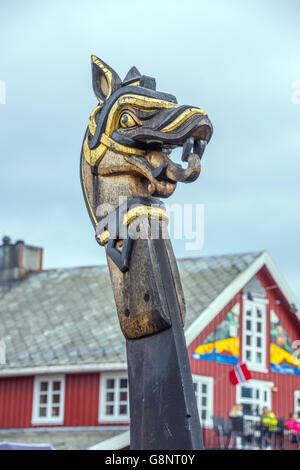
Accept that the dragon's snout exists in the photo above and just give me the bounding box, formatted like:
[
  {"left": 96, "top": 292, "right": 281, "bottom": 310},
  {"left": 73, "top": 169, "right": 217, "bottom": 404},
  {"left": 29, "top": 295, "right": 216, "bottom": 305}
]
[
  {"left": 112, "top": 101, "right": 213, "bottom": 195},
  {"left": 124, "top": 105, "right": 213, "bottom": 148},
  {"left": 120, "top": 105, "right": 213, "bottom": 195}
]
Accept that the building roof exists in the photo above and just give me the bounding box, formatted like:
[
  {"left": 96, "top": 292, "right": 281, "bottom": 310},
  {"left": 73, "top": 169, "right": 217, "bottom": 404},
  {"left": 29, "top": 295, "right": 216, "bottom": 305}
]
[{"left": 0, "top": 251, "right": 266, "bottom": 375}]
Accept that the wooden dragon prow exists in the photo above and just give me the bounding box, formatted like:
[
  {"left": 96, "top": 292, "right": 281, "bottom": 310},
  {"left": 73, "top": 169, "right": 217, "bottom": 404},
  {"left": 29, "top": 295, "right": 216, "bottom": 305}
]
[{"left": 80, "top": 56, "right": 213, "bottom": 449}]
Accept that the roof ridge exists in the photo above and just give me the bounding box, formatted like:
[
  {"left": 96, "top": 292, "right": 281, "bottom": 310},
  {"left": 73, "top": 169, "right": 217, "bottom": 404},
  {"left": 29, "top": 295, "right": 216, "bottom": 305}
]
[
  {"left": 39, "top": 251, "right": 264, "bottom": 271},
  {"left": 40, "top": 264, "right": 107, "bottom": 272},
  {"left": 177, "top": 250, "right": 264, "bottom": 263}
]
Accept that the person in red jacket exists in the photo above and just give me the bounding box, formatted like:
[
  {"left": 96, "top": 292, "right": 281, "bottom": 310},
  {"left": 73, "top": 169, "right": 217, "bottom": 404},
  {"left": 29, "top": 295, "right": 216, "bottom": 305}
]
[{"left": 285, "top": 412, "right": 300, "bottom": 448}]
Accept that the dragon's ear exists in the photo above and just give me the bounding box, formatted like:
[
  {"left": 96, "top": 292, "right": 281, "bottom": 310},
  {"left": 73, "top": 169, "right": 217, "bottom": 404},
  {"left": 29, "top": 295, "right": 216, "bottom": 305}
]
[
  {"left": 91, "top": 55, "right": 122, "bottom": 104},
  {"left": 123, "top": 66, "right": 141, "bottom": 85},
  {"left": 123, "top": 65, "right": 156, "bottom": 90}
]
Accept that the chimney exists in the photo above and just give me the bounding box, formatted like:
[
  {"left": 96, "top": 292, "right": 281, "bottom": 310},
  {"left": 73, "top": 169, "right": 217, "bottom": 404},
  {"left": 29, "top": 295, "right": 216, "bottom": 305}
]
[{"left": 0, "top": 236, "right": 43, "bottom": 281}]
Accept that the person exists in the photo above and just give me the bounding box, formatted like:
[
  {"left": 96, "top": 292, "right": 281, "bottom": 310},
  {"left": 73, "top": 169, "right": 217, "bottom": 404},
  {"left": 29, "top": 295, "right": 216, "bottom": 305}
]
[
  {"left": 229, "top": 404, "right": 243, "bottom": 417},
  {"left": 228, "top": 404, "right": 244, "bottom": 448},
  {"left": 285, "top": 412, "right": 300, "bottom": 448},
  {"left": 261, "top": 407, "right": 278, "bottom": 449}
]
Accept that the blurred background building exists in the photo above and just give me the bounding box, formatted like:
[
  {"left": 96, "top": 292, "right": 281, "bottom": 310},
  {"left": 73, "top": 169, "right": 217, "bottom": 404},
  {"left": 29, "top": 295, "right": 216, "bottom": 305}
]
[{"left": 0, "top": 237, "right": 299, "bottom": 449}]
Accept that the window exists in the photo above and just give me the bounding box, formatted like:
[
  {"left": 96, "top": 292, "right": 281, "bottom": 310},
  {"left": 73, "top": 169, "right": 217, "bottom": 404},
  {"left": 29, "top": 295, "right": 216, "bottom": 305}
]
[
  {"left": 294, "top": 391, "right": 300, "bottom": 417},
  {"left": 193, "top": 375, "right": 213, "bottom": 428},
  {"left": 32, "top": 375, "right": 65, "bottom": 425},
  {"left": 99, "top": 372, "right": 129, "bottom": 423},
  {"left": 243, "top": 298, "right": 267, "bottom": 372},
  {"left": 236, "top": 380, "right": 273, "bottom": 422}
]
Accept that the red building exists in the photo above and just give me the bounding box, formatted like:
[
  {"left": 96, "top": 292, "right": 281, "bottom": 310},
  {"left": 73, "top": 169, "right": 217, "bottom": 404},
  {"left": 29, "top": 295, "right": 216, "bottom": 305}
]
[{"left": 0, "top": 238, "right": 299, "bottom": 449}]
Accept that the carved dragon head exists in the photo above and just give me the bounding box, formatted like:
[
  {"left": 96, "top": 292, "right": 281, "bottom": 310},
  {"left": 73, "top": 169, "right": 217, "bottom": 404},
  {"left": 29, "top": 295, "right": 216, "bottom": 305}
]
[{"left": 80, "top": 56, "right": 213, "bottom": 227}]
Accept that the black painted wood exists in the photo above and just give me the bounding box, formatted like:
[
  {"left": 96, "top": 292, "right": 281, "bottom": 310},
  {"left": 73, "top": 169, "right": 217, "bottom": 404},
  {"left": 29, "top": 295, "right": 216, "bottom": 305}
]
[{"left": 126, "top": 238, "right": 204, "bottom": 450}]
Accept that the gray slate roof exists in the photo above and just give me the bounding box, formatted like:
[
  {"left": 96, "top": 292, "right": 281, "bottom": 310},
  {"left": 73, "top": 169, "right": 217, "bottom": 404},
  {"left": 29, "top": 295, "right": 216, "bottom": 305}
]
[{"left": 0, "top": 252, "right": 262, "bottom": 372}]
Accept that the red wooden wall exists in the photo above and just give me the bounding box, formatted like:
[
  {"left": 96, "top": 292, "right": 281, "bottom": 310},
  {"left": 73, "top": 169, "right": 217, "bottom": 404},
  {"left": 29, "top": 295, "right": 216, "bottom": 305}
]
[
  {"left": 64, "top": 373, "right": 99, "bottom": 426},
  {"left": 0, "top": 376, "right": 33, "bottom": 428},
  {"left": 0, "top": 372, "right": 129, "bottom": 429}
]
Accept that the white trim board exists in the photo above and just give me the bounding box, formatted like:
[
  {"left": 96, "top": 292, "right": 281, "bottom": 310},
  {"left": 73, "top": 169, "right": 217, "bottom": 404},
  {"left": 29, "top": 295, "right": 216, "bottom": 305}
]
[
  {"left": 0, "top": 362, "right": 127, "bottom": 377},
  {"left": 185, "top": 251, "right": 300, "bottom": 346}
]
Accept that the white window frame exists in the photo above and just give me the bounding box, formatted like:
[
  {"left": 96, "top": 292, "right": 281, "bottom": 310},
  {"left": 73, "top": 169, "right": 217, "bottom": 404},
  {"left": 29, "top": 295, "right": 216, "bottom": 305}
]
[
  {"left": 99, "top": 372, "right": 129, "bottom": 423},
  {"left": 236, "top": 379, "right": 273, "bottom": 422},
  {"left": 32, "top": 375, "right": 65, "bottom": 425},
  {"left": 242, "top": 296, "right": 268, "bottom": 373},
  {"left": 192, "top": 374, "right": 213, "bottom": 429},
  {"left": 294, "top": 390, "right": 300, "bottom": 415}
]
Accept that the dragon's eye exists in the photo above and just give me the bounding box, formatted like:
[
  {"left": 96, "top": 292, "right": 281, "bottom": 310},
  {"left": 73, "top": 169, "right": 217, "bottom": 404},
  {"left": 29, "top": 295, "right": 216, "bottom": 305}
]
[{"left": 119, "top": 113, "right": 137, "bottom": 129}]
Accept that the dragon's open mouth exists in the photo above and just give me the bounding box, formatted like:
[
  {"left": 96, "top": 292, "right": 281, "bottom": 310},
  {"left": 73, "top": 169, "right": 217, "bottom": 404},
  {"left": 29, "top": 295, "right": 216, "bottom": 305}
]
[
  {"left": 121, "top": 113, "right": 213, "bottom": 196},
  {"left": 89, "top": 94, "right": 214, "bottom": 198},
  {"left": 96, "top": 110, "right": 213, "bottom": 198}
]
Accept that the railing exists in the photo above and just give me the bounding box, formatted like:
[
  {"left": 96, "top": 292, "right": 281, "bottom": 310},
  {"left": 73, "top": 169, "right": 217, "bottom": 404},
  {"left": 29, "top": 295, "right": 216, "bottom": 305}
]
[{"left": 208, "top": 416, "right": 300, "bottom": 450}]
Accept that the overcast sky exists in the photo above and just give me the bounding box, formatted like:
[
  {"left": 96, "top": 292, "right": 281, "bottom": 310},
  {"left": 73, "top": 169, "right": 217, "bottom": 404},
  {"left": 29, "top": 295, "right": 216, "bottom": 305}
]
[{"left": 0, "top": 0, "right": 299, "bottom": 301}]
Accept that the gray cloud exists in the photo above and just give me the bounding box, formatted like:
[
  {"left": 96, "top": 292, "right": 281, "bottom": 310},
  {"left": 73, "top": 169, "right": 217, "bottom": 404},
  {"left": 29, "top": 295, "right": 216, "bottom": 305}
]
[{"left": 0, "top": 0, "right": 299, "bottom": 301}]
